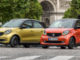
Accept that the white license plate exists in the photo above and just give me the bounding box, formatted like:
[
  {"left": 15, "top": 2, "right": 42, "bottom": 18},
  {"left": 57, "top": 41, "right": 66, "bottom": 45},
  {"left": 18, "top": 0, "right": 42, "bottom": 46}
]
[{"left": 48, "top": 38, "right": 58, "bottom": 41}]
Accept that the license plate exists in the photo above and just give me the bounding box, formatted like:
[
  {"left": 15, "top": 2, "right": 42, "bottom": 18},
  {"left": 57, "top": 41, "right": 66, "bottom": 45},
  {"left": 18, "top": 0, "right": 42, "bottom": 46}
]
[{"left": 48, "top": 38, "right": 58, "bottom": 41}]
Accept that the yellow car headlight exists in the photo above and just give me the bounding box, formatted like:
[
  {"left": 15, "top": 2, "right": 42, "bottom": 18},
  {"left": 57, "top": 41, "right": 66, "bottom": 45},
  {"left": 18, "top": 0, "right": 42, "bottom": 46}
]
[{"left": 4, "top": 30, "right": 12, "bottom": 34}]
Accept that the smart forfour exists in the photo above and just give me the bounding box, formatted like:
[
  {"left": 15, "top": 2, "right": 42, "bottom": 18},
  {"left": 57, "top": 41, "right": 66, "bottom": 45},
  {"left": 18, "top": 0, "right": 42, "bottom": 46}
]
[
  {"left": 40, "top": 19, "right": 80, "bottom": 49},
  {"left": 0, "top": 19, "right": 45, "bottom": 47}
]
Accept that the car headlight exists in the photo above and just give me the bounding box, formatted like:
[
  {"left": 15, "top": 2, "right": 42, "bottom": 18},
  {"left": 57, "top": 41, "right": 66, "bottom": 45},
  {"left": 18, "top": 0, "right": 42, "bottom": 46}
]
[
  {"left": 4, "top": 30, "right": 12, "bottom": 34},
  {"left": 62, "top": 30, "right": 70, "bottom": 35},
  {"left": 43, "top": 30, "right": 47, "bottom": 35}
]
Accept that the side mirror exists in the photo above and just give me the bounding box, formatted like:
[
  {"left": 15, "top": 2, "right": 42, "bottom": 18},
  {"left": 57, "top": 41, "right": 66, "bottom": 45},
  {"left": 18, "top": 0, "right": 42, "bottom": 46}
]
[
  {"left": 20, "top": 24, "right": 32, "bottom": 29},
  {"left": 20, "top": 24, "right": 27, "bottom": 29}
]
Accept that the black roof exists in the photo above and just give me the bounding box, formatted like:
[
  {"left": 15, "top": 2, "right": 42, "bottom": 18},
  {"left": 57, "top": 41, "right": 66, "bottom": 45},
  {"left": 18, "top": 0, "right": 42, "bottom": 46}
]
[{"left": 11, "top": 18, "right": 41, "bottom": 22}]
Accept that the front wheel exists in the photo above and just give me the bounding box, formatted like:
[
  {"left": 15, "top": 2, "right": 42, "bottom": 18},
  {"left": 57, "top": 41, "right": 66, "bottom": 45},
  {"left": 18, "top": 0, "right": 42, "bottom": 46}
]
[
  {"left": 10, "top": 36, "right": 19, "bottom": 47},
  {"left": 68, "top": 37, "right": 75, "bottom": 49}
]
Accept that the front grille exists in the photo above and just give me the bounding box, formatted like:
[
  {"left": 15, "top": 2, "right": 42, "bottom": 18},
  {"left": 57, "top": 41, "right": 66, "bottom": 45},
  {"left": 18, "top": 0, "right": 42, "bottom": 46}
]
[
  {"left": 0, "top": 39, "right": 5, "bottom": 41},
  {"left": 47, "top": 33, "right": 61, "bottom": 37},
  {"left": 44, "top": 41, "right": 63, "bottom": 43},
  {"left": 0, "top": 32, "right": 4, "bottom": 36}
]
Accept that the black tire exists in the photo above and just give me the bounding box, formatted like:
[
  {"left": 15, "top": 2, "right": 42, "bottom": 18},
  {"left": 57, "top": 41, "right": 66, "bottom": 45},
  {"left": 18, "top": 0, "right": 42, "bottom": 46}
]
[
  {"left": 42, "top": 45, "right": 49, "bottom": 49},
  {"left": 68, "top": 37, "right": 75, "bottom": 49},
  {"left": 10, "top": 36, "right": 19, "bottom": 47},
  {"left": 60, "top": 46, "right": 66, "bottom": 49},
  {"left": 23, "top": 44, "right": 30, "bottom": 48}
]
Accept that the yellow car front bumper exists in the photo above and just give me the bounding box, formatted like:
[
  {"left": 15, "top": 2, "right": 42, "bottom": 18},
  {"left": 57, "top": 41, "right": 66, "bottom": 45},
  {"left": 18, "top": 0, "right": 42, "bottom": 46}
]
[
  {"left": 0, "top": 35, "right": 10, "bottom": 43},
  {"left": 0, "top": 33, "right": 15, "bottom": 43}
]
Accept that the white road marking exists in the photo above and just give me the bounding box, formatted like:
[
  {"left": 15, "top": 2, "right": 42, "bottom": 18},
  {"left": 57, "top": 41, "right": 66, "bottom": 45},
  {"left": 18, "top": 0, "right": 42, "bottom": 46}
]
[
  {"left": 0, "top": 56, "right": 8, "bottom": 59},
  {"left": 12, "top": 56, "right": 40, "bottom": 60},
  {"left": 49, "top": 56, "right": 74, "bottom": 60}
]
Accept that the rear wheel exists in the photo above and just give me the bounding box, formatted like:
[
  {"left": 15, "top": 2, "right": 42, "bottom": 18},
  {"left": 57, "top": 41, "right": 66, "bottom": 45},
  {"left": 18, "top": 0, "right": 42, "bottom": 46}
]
[
  {"left": 23, "top": 44, "right": 30, "bottom": 48},
  {"left": 42, "top": 45, "right": 49, "bottom": 49},
  {"left": 10, "top": 36, "right": 19, "bottom": 47},
  {"left": 60, "top": 46, "right": 66, "bottom": 49},
  {"left": 68, "top": 37, "right": 75, "bottom": 49}
]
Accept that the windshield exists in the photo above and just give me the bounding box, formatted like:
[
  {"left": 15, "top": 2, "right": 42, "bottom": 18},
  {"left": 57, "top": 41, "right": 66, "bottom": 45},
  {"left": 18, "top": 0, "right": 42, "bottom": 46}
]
[
  {"left": 2, "top": 20, "right": 24, "bottom": 28},
  {"left": 49, "top": 20, "right": 75, "bottom": 28}
]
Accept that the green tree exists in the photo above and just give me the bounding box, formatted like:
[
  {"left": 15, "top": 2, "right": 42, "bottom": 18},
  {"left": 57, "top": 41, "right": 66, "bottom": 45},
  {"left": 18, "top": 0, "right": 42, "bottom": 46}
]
[
  {"left": 0, "top": 0, "right": 43, "bottom": 23},
  {"left": 26, "top": 0, "right": 43, "bottom": 20},
  {"left": 63, "top": 0, "right": 80, "bottom": 18}
]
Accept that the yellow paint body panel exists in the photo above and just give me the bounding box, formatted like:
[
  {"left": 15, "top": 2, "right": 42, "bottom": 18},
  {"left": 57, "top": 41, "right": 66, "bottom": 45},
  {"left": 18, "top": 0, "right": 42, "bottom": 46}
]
[{"left": 0, "top": 27, "right": 44, "bottom": 44}]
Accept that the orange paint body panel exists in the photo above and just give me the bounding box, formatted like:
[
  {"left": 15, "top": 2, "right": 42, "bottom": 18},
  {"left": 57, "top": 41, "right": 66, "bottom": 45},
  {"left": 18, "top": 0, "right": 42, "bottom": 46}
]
[{"left": 40, "top": 28, "right": 80, "bottom": 46}]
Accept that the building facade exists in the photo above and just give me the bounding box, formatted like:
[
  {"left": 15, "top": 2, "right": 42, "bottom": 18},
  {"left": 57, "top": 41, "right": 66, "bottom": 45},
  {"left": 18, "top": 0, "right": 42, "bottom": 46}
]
[{"left": 38, "top": 0, "right": 71, "bottom": 25}]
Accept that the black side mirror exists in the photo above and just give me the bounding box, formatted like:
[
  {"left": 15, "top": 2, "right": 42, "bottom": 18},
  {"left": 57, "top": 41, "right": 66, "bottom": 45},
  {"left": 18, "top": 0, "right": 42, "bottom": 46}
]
[
  {"left": 20, "top": 24, "right": 27, "bottom": 29},
  {"left": 20, "top": 24, "right": 32, "bottom": 29}
]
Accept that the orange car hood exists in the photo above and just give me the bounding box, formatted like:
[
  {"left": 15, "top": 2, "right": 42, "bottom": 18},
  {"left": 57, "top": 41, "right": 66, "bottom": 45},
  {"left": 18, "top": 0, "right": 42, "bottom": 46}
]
[{"left": 45, "top": 28, "right": 73, "bottom": 33}]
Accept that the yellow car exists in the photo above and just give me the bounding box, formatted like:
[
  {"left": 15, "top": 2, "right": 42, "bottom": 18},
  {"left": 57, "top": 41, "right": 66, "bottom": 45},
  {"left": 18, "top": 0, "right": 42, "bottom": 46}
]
[{"left": 0, "top": 19, "right": 45, "bottom": 47}]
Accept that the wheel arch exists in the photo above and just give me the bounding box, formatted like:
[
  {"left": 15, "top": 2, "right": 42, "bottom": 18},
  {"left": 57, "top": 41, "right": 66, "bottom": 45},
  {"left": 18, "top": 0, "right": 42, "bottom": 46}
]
[
  {"left": 71, "top": 36, "right": 76, "bottom": 44},
  {"left": 11, "top": 34, "right": 21, "bottom": 43}
]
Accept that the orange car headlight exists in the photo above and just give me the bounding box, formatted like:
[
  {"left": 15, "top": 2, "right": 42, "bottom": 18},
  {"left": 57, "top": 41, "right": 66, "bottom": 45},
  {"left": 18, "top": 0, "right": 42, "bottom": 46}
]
[{"left": 62, "top": 30, "right": 70, "bottom": 35}]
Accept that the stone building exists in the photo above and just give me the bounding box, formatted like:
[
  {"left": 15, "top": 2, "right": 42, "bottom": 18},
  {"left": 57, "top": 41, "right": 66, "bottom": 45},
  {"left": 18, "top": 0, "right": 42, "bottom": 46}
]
[{"left": 38, "top": 0, "right": 71, "bottom": 25}]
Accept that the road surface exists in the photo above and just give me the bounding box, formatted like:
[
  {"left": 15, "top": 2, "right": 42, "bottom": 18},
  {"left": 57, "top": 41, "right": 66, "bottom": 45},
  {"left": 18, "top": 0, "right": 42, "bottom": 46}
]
[{"left": 0, "top": 46, "right": 80, "bottom": 60}]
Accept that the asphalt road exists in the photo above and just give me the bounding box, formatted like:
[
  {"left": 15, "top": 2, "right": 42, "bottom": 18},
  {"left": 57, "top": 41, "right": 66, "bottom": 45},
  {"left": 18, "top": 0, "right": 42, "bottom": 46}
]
[{"left": 0, "top": 45, "right": 80, "bottom": 60}]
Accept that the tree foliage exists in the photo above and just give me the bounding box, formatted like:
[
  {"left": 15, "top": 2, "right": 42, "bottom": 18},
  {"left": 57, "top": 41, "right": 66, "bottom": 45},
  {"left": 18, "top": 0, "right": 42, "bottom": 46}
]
[
  {"left": 0, "top": 0, "right": 43, "bottom": 23},
  {"left": 63, "top": 0, "right": 80, "bottom": 18}
]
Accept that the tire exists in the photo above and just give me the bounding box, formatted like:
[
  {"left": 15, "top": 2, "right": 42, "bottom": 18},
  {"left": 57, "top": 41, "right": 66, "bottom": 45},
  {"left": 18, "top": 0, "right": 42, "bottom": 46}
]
[
  {"left": 68, "top": 37, "right": 75, "bottom": 49},
  {"left": 10, "top": 36, "right": 19, "bottom": 47},
  {"left": 60, "top": 46, "right": 66, "bottom": 49},
  {"left": 42, "top": 45, "right": 49, "bottom": 49},
  {"left": 23, "top": 44, "right": 30, "bottom": 48}
]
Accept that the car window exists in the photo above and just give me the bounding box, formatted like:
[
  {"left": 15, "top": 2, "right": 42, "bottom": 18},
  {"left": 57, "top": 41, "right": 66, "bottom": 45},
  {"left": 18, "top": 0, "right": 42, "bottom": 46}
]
[
  {"left": 49, "top": 20, "right": 75, "bottom": 28},
  {"left": 23, "top": 21, "right": 32, "bottom": 28},
  {"left": 75, "top": 21, "right": 80, "bottom": 27},
  {"left": 33, "top": 21, "right": 43, "bottom": 28},
  {"left": 2, "top": 20, "right": 24, "bottom": 28}
]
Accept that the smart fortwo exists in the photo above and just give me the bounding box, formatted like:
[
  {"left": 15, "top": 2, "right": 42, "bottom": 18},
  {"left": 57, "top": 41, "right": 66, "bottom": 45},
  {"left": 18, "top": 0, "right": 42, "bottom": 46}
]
[
  {"left": 0, "top": 19, "right": 45, "bottom": 47},
  {"left": 40, "top": 19, "right": 80, "bottom": 49}
]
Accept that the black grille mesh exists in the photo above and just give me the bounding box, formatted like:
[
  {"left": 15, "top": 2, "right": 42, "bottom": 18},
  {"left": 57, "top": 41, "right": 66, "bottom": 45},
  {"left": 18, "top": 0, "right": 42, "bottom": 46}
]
[
  {"left": 0, "top": 32, "right": 4, "bottom": 36},
  {"left": 47, "top": 33, "right": 61, "bottom": 37}
]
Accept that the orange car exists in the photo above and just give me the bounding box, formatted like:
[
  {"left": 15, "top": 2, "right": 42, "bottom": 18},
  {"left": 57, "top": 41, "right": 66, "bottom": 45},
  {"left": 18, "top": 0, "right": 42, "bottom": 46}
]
[{"left": 40, "top": 19, "right": 80, "bottom": 49}]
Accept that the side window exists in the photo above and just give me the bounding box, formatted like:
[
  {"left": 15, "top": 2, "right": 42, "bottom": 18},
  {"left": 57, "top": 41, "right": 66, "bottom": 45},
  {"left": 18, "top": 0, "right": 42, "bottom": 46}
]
[
  {"left": 33, "top": 21, "right": 43, "bottom": 28},
  {"left": 23, "top": 21, "right": 32, "bottom": 28},
  {"left": 76, "top": 21, "right": 80, "bottom": 28}
]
